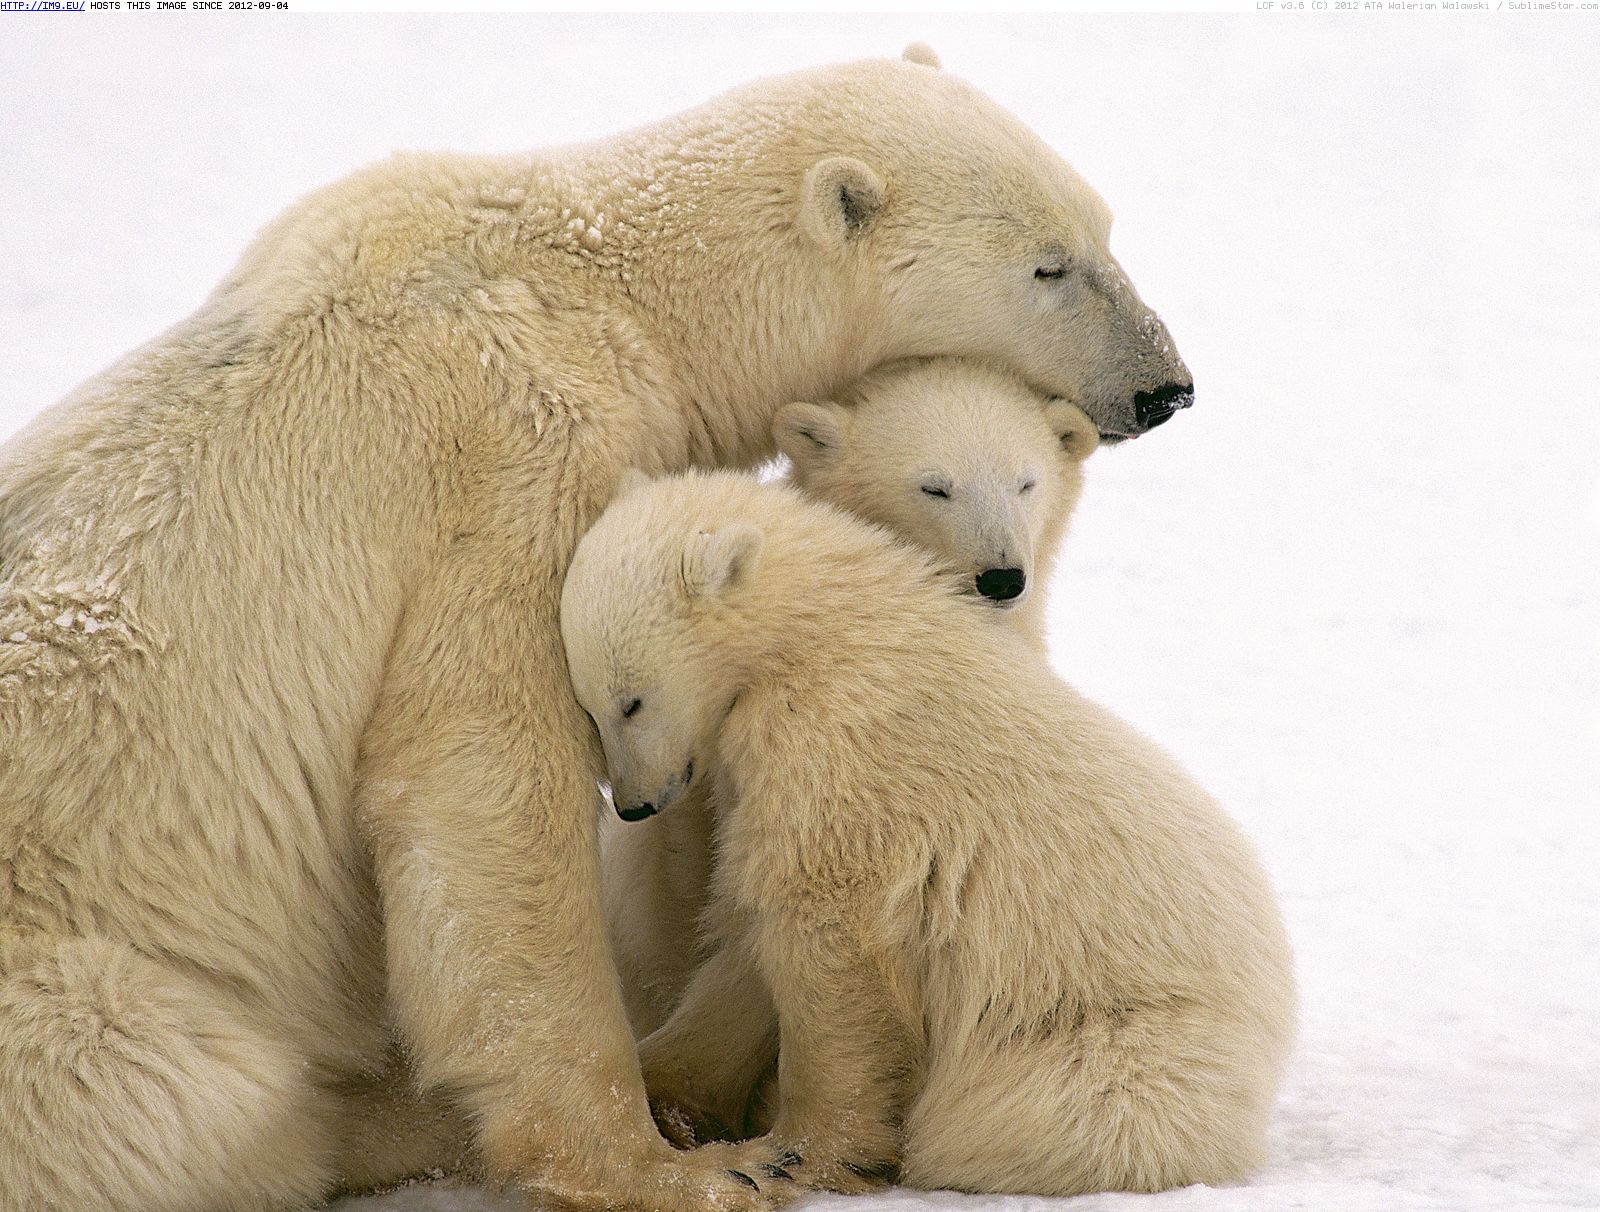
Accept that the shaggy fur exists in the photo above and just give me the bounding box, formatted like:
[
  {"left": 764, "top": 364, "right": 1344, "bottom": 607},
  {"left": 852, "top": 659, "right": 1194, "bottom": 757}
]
[
  {"left": 0, "top": 47, "right": 1189, "bottom": 1212},
  {"left": 603, "top": 359, "right": 1100, "bottom": 1039},
  {"left": 563, "top": 471, "right": 1295, "bottom": 1197}
]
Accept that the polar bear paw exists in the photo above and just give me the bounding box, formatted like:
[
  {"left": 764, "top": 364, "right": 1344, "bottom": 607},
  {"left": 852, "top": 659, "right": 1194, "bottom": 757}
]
[
  {"left": 507, "top": 1139, "right": 786, "bottom": 1212},
  {"left": 690, "top": 1137, "right": 897, "bottom": 1198}
]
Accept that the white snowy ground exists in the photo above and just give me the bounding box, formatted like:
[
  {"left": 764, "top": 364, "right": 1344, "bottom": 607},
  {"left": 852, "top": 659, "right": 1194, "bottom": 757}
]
[{"left": 3, "top": 13, "right": 1598, "bottom": 1212}]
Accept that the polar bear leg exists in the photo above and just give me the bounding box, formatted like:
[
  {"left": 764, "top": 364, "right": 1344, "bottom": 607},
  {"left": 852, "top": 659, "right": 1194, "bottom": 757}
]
[
  {"left": 901, "top": 999, "right": 1269, "bottom": 1196},
  {"left": 0, "top": 932, "right": 335, "bottom": 1212},
  {"left": 637, "top": 939, "right": 778, "bottom": 1146},
  {"left": 602, "top": 785, "right": 720, "bottom": 1039},
  {"left": 357, "top": 573, "right": 769, "bottom": 1211},
  {"left": 641, "top": 915, "right": 906, "bottom": 1198}
]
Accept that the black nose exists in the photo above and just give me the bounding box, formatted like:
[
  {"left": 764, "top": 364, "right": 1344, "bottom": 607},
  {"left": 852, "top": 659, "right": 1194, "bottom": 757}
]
[
  {"left": 617, "top": 801, "right": 656, "bottom": 822},
  {"left": 976, "top": 567, "right": 1026, "bottom": 602},
  {"left": 1134, "top": 382, "right": 1195, "bottom": 431}
]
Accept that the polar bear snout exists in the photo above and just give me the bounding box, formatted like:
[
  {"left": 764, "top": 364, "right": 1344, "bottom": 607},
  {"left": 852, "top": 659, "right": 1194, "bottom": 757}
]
[
  {"left": 975, "top": 566, "right": 1026, "bottom": 604},
  {"left": 1133, "top": 381, "right": 1195, "bottom": 433},
  {"left": 615, "top": 759, "right": 696, "bottom": 824}
]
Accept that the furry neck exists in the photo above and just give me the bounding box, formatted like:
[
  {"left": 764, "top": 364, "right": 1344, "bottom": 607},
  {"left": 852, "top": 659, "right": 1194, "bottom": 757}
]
[{"left": 531, "top": 90, "right": 890, "bottom": 468}]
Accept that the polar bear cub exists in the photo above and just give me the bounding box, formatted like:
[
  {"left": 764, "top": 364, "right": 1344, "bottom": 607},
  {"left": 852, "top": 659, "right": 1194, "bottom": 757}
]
[
  {"left": 774, "top": 358, "right": 1099, "bottom": 646},
  {"left": 602, "top": 359, "right": 1099, "bottom": 1039},
  {"left": 563, "top": 470, "right": 1295, "bottom": 1197}
]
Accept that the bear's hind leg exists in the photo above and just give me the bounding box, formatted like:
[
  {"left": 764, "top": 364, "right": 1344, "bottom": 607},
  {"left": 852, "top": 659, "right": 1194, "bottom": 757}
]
[
  {"left": 0, "top": 933, "right": 336, "bottom": 1212},
  {"left": 902, "top": 998, "right": 1278, "bottom": 1196}
]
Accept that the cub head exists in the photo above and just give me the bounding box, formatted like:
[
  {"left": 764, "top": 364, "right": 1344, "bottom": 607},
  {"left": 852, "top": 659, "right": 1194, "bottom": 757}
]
[
  {"left": 774, "top": 359, "right": 1097, "bottom": 613},
  {"left": 791, "top": 46, "right": 1192, "bottom": 440},
  {"left": 561, "top": 472, "right": 762, "bottom": 823}
]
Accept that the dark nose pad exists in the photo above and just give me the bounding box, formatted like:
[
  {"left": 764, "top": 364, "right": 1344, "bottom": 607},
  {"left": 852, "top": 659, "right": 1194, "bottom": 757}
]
[
  {"left": 1133, "top": 382, "right": 1196, "bottom": 431},
  {"left": 976, "top": 567, "right": 1026, "bottom": 602}
]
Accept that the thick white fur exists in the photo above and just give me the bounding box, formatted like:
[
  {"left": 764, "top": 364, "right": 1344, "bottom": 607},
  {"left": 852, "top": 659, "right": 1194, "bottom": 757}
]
[
  {"left": 1, "top": 48, "right": 1188, "bottom": 1212},
  {"left": 777, "top": 359, "right": 1100, "bottom": 644},
  {"left": 563, "top": 471, "right": 1296, "bottom": 1197},
  {"left": 603, "top": 359, "right": 1099, "bottom": 1039}
]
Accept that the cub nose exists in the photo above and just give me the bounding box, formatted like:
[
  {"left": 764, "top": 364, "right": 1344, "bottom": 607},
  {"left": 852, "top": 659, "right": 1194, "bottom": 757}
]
[
  {"left": 976, "top": 567, "right": 1026, "bottom": 602},
  {"left": 1133, "top": 381, "right": 1195, "bottom": 431}
]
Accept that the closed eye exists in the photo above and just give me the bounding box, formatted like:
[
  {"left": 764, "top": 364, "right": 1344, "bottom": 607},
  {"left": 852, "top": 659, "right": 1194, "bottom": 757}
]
[
  {"left": 1035, "top": 264, "right": 1067, "bottom": 280},
  {"left": 921, "top": 485, "right": 950, "bottom": 499},
  {"left": 1020, "top": 480, "right": 1037, "bottom": 494},
  {"left": 622, "top": 697, "right": 642, "bottom": 719}
]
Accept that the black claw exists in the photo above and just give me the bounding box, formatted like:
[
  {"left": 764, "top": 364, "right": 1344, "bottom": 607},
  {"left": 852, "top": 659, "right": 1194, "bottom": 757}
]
[
  {"left": 727, "top": 1169, "right": 760, "bottom": 1191},
  {"left": 779, "top": 1151, "right": 804, "bottom": 1169},
  {"left": 758, "top": 1164, "right": 793, "bottom": 1181}
]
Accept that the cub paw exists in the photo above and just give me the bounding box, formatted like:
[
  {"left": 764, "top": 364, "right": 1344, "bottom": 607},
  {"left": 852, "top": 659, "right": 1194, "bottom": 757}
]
[{"left": 693, "top": 1138, "right": 897, "bottom": 1198}]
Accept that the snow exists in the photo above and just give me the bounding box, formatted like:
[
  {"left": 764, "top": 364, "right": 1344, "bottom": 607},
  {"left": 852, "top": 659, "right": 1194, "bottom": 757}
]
[{"left": 3, "top": 14, "right": 1597, "bottom": 1212}]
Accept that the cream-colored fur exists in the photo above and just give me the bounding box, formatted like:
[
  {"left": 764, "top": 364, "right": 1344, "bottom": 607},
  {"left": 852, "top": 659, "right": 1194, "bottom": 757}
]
[
  {"left": 603, "top": 359, "right": 1099, "bottom": 1039},
  {"left": 776, "top": 359, "right": 1100, "bottom": 645},
  {"left": 0, "top": 46, "right": 1192, "bottom": 1212},
  {"left": 563, "top": 470, "right": 1295, "bottom": 1197}
]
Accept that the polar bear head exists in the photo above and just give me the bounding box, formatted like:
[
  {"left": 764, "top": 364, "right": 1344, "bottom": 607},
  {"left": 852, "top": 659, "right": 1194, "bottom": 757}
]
[
  {"left": 562, "top": 472, "right": 765, "bottom": 822},
  {"left": 783, "top": 46, "right": 1192, "bottom": 441},
  {"left": 774, "top": 359, "right": 1097, "bottom": 615}
]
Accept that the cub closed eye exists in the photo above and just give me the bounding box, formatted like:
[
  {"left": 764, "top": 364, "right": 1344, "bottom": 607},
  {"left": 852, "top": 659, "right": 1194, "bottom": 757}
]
[
  {"left": 921, "top": 485, "right": 950, "bottom": 499},
  {"left": 1034, "top": 263, "right": 1067, "bottom": 280},
  {"left": 1020, "top": 480, "right": 1037, "bottom": 494},
  {"left": 622, "top": 697, "right": 642, "bottom": 719}
]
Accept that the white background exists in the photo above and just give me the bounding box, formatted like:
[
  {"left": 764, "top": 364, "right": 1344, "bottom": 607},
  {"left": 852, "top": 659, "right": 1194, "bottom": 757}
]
[{"left": 2, "top": 14, "right": 1597, "bottom": 1212}]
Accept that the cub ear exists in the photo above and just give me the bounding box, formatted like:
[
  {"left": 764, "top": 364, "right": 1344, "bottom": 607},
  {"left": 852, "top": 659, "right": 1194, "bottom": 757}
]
[
  {"left": 682, "top": 524, "right": 763, "bottom": 600},
  {"left": 612, "top": 467, "right": 652, "bottom": 501},
  {"left": 772, "top": 401, "right": 846, "bottom": 476},
  {"left": 1043, "top": 398, "right": 1100, "bottom": 462},
  {"left": 800, "top": 157, "right": 886, "bottom": 249},
  {"left": 902, "top": 42, "right": 941, "bottom": 69}
]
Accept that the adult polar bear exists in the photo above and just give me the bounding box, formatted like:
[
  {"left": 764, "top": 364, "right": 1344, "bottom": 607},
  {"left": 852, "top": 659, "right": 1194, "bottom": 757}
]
[{"left": 0, "top": 46, "right": 1191, "bottom": 1212}]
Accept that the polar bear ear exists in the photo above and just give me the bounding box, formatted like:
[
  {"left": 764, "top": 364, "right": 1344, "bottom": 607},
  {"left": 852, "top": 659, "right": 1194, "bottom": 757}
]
[
  {"left": 902, "top": 42, "right": 941, "bottom": 69},
  {"left": 1043, "top": 397, "right": 1100, "bottom": 462},
  {"left": 800, "top": 157, "right": 886, "bottom": 249},
  {"left": 682, "top": 524, "right": 763, "bottom": 600},
  {"left": 612, "top": 468, "right": 652, "bottom": 501},
  {"left": 772, "top": 401, "right": 845, "bottom": 477}
]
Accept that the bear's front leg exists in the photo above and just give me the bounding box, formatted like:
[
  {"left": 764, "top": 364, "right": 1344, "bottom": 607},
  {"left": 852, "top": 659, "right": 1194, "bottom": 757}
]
[
  {"left": 356, "top": 567, "right": 775, "bottom": 1212},
  {"left": 697, "top": 905, "right": 913, "bottom": 1197},
  {"left": 637, "top": 935, "right": 780, "bottom": 1147}
]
